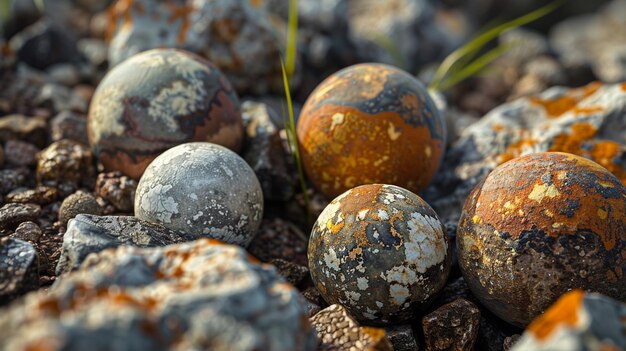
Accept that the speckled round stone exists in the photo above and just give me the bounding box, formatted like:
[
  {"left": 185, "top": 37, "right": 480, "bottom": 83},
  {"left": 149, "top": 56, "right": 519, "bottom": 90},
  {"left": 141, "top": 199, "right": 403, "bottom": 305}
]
[
  {"left": 134, "top": 142, "right": 263, "bottom": 247},
  {"left": 88, "top": 48, "right": 243, "bottom": 180},
  {"left": 308, "top": 184, "right": 451, "bottom": 326},
  {"left": 297, "top": 63, "right": 446, "bottom": 199},
  {"left": 458, "top": 152, "right": 626, "bottom": 327}
]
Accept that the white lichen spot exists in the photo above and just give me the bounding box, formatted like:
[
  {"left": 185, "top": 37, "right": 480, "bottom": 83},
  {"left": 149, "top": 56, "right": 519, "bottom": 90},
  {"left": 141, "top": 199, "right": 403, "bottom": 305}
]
[
  {"left": 330, "top": 113, "right": 345, "bottom": 131},
  {"left": 384, "top": 265, "right": 417, "bottom": 285},
  {"left": 357, "top": 209, "right": 369, "bottom": 221},
  {"left": 89, "top": 85, "right": 126, "bottom": 143},
  {"left": 189, "top": 193, "right": 198, "bottom": 200},
  {"left": 389, "top": 284, "right": 410, "bottom": 305},
  {"left": 140, "top": 184, "right": 179, "bottom": 223},
  {"left": 362, "top": 312, "right": 377, "bottom": 320},
  {"left": 527, "top": 183, "right": 560, "bottom": 203},
  {"left": 375, "top": 301, "right": 384, "bottom": 308},
  {"left": 377, "top": 209, "right": 389, "bottom": 220},
  {"left": 405, "top": 212, "right": 447, "bottom": 273},
  {"left": 387, "top": 122, "right": 401, "bottom": 140},
  {"left": 316, "top": 192, "right": 348, "bottom": 232},
  {"left": 357, "top": 277, "right": 369, "bottom": 290},
  {"left": 148, "top": 80, "right": 204, "bottom": 125},
  {"left": 323, "top": 248, "right": 341, "bottom": 271},
  {"left": 345, "top": 291, "right": 361, "bottom": 303},
  {"left": 192, "top": 211, "right": 203, "bottom": 220}
]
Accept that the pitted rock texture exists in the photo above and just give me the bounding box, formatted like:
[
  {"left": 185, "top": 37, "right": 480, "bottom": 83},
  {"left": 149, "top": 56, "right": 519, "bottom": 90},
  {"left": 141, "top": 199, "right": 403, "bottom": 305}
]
[
  {"left": 297, "top": 63, "right": 446, "bottom": 199},
  {"left": 58, "top": 190, "right": 103, "bottom": 226},
  {"left": 0, "top": 203, "right": 41, "bottom": 231},
  {"left": 550, "top": 0, "right": 626, "bottom": 83},
  {"left": 458, "top": 152, "right": 626, "bottom": 327},
  {"left": 310, "top": 304, "right": 393, "bottom": 351},
  {"left": 426, "top": 82, "right": 626, "bottom": 225},
  {"left": 135, "top": 142, "right": 263, "bottom": 247},
  {"left": 308, "top": 184, "right": 451, "bottom": 325},
  {"left": 1, "top": 239, "right": 317, "bottom": 351},
  {"left": 422, "top": 298, "right": 481, "bottom": 351},
  {"left": 0, "top": 238, "right": 39, "bottom": 306},
  {"left": 36, "top": 139, "right": 95, "bottom": 188},
  {"left": 95, "top": 172, "right": 137, "bottom": 212},
  {"left": 88, "top": 48, "right": 243, "bottom": 180},
  {"left": 107, "top": 0, "right": 283, "bottom": 94},
  {"left": 56, "top": 214, "right": 200, "bottom": 275},
  {"left": 241, "top": 101, "right": 294, "bottom": 202},
  {"left": 512, "top": 290, "right": 626, "bottom": 351}
]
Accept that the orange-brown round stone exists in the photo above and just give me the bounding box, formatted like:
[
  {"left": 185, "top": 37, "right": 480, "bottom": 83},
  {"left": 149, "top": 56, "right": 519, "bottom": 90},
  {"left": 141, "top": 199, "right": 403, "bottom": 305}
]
[{"left": 296, "top": 63, "right": 446, "bottom": 199}]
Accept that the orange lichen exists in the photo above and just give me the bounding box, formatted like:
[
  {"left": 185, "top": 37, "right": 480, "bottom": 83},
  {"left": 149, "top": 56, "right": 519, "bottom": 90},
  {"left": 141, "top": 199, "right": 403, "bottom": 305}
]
[
  {"left": 470, "top": 152, "right": 626, "bottom": 250},
  {"left": 165, "top": 3, "right": 194, "bottom": 44},
  {"left": 590, "top": 141, "right": 626, "bottom": 183},
  {"left": 529, "top": 82, "right": 602, "bottom": 117},
  {"left": 499, "top": 137, "right": 537, "bottom": 164},
  {"left": 527, "top": 290, "right": 584, "bottom": 340}
]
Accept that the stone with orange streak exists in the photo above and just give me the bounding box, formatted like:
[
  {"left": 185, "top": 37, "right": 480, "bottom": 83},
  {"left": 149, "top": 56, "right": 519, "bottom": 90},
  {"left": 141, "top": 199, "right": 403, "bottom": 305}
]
[
  {"left": 297, "top": 63, "right": 446, "bottom": 199},
  {"left": 512, "top": 290, "right": 626, "bottom": 351},
  {"left": 425, "top": 82, "right": 626, "bottom": 226},
  {"left": 88, "top": 49, "right": 243, "bottom": 180},
  {"left": 308, "top": 184, "right": 451, "bottom": 326},
  {"left": 457, "top": 152, "right": 626, "bottom": 327}
]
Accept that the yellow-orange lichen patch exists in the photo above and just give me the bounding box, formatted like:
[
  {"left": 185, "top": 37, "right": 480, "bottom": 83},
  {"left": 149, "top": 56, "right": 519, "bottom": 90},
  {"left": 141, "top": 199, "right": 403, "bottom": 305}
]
[
  {"left": 472, "top": 152, "right": 626, "bottom": 250},
  {"left": 529, "top": 82, "right": 603, "bottom": 118},
  {"left": 527, "top": 290, "right": 584, "bottom": 340},
  {"left": 299, "top": 105, "right": 443, "bottom": 198},
  {"left": 549, "top": 122, "right": 598, "bottom": 154},
  {"left": 498, "top": 137, "right": 537, "bottom": 164}
]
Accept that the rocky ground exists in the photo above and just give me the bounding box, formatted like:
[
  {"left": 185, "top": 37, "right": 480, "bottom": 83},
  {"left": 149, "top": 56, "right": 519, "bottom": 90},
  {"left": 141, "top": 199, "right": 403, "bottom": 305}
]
[{"left": 0, "top": 0, "right": 625, "bottom": 350}]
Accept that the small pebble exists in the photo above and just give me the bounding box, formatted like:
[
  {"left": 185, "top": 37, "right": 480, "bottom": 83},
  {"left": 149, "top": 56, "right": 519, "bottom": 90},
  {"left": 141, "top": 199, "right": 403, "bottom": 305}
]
[{"left": 58, "top": 190, "right": 103, "bottom": 226}]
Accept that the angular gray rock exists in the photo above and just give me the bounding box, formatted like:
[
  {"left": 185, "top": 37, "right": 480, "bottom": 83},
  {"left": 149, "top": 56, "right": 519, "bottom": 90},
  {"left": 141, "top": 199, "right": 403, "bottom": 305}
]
[
  {"left": 241, "top": 101, "right": 294, "bottom": 201},
  {"left": 0, "top": 238, "right": 38, "bottom": 306},
  {"left": 425, "top": 82, "right": 626, "bottom": 224},
  {"left": 512, "top": 291, "right": 626, "bottom": 351},
  {"left": 56, "top": 214, "right": 199, "bottom": 275},
  {"left": 3, "top": 239, "right": 317, "bottom": 351}
]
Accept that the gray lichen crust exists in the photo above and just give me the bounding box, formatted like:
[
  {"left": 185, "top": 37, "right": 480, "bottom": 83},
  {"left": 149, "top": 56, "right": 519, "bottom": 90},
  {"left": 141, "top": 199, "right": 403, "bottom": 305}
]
[
  {"left": 135, "top": 142, "right": 263, "bottom": 247},
  {"left": 308, "top": 184, "right": 451, "bottom": 326}
]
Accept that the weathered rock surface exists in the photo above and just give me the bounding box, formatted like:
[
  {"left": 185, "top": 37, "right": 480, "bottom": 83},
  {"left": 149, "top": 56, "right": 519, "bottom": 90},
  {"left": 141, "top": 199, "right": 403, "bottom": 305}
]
[
  {"left": 0, "top": 238, "right": 38, "bottom": 306},
  {"left": 36, "top": 139, "right": 95, "bottom": 189},
  {"left": 107, "top": 0, "right": 283, "bottom": 94},
  {"left": 58, "top": 190, "right": 103, "bottom": 226},
  {"left": 94, "top": 172, "right": 137, "bottom": 212},
  {"left": 426, "top": 82, "right": 626, "bottom": 224},
  {"left": 422, "top": 298, "right": 481, "bottom": 351},
  {"left": 56, "top": 214, "right": 199, "bottom": 275},
  {"left": 385, "top": 325, "right": 419, "bottom": 351},
  {"left": 0, "top": 203, "right": 41, "bottom": 232},
  {"left": 3, "top": 239, "right": 317, "bottom": 351},
  {"left": 310, "top": 304, "right": 393, "bottom": 350},
  {"left": 512, "top": 290, "right": 626, "bottom": 351}
]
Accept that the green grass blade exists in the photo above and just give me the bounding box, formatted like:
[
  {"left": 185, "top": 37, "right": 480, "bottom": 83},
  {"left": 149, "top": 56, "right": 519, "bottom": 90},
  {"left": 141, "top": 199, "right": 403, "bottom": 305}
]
[
  {"left": 281, "top": 59, "right": 312, "bottom": 226},
  {"left": 429, "top": 0, "right": 564, "bottom": 91},
  {"left": 285, "top": 0, "right": 298, "bottom": 77},
  {"left": 437, "top": 43, "right": 513, "bottom": 91},
  {"left": 34, "top": 0, "right": 45, "bottom": 13},
  {"left": 370, "top": 33, "right": 408, "bottom": 70},
  {"left": 0, "top": 0, "right": 10, "bottom": 23}
]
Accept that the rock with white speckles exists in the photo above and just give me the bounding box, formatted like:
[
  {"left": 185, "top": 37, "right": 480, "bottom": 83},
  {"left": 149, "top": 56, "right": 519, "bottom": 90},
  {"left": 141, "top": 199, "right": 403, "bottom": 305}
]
[
  {"left": 107, "top": 0, "right": 283, "bottom": 94},
  {"left": 424, "top": 82, "right": 626, "bottom": 225},
  {"left": 512, "top": 290, "right": 626, "bottom": 351},
  {"left": 385, "top": 325, "right": 419, "bottom": 351},
  {"left": 422, "top": 298, "right": 481, "bottom": 351},
  {"left": 0, "top": 239, "right": 317, "bottom": 351},
  {"left": 0, "top": 238, "right": 39, "bottom": 306},
  {"left": 56, "top": 214, "right": 200, "bottom": 275},
  {"left": 308, "top": 184, "right": 451, "bottom": 326},
  {"left": 310, "top": 304, "right": 393, "bottom": 350},
  {"left": 135, "top": 142, "right": 263, "bottom": 247},
  {"left": 88, "top": 48, "right": 243, "bottom": 180}
]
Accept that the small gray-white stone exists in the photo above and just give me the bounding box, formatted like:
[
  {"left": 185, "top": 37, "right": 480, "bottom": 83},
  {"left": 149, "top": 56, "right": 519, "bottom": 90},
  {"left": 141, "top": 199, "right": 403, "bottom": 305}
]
[
  {"left": 135, "top": 142, "right": 263, "bottom": 247},
  {"left": 0, "top": 237, "right": 38, "bottom": 306}
]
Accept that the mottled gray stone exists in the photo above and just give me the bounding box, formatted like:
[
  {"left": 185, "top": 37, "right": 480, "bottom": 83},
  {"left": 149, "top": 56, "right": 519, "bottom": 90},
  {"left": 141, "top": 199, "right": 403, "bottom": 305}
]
[
  {"left": 56, "top": 214, "right": 199, "bottom": 275},
  {"left": 2, "top": 239, "right": 317, "bottom": 351},
  {"left": 241, "top": 101, "right": 294, "bottom": 201},
  {"left": 0, "top": 238, "right": 38, "bottom": 306},
  {"left": 512, "top": 291, "right": 626, "bottom": 351},
  {"left": 108, "top": 0, "right": 283, "bottom": 94},
  {"left": 49, "top": 110, "right": 88, "bottom": 144},
  {"left": 0, "top": 203, "right": 41, "bottom": 231},
  {"left": 6, "top": 186, "right": 59, "bottom": 205},
  {"left": 135, "top": 143, "right": 263, "bottom": 247}
]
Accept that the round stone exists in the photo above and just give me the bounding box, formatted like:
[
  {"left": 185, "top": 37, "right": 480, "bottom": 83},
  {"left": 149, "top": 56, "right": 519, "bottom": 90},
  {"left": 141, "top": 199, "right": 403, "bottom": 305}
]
[
  {"left": 457, "top": 152, "right": 626, "bottom": 327},
  {"left": 134, "top": 142, "right": 263, "bottom": 247},
  {"left": 308, "top": 184, "right": 451, "bottom": 326},
  {"left": 296, "top": 63, "right": 446, "bottom": 199},
  {"left": 88, "top": 48, "right": 243, "bottom": 180}
]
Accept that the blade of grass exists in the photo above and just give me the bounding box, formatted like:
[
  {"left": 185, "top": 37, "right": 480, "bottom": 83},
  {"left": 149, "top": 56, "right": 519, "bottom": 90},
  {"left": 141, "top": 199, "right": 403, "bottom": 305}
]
[
  {"left": 369, "top": 33, "right": 408, "bottom": 71},
  {"left": 0, "top": 0, "right": 10, "bottom": 23},
  {"left": 33, "top": 0, "right": 45, "bottom": 13},
  {"left": 281, "top": 59, "right": 312, "bottom": 226},
  {"left": 285, "top": 0, "right": 298, "bottom": 78},
  {"left": 429, "top": 0, "right": 564, "bottom": 91},
  {"left": 437, "top": 43, "right": 513, "bottom": 91}
]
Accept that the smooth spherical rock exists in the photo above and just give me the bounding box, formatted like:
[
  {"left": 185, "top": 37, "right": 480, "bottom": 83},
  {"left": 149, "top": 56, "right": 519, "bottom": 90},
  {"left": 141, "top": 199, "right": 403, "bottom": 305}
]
[
  {"left": 88, "top": 48, "right": 243, "bottom": 180},
  {"left": 458, "top": 152, "right": 626, "bottom": 327},
  {"left": 297, "top": 63, "right": 446, "bottom": 199},
  {"left": 308, "top": 184, "right": 451, "bottom": 325},
  {"left": 135, "top": 143, "right": 263, "bottom": 247}
]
